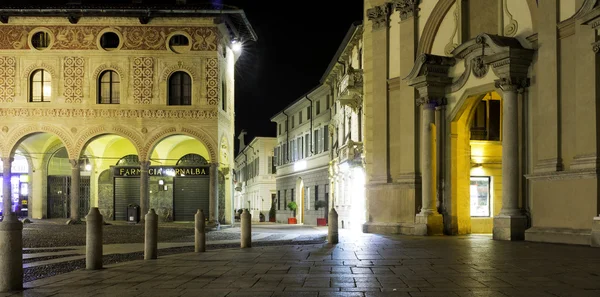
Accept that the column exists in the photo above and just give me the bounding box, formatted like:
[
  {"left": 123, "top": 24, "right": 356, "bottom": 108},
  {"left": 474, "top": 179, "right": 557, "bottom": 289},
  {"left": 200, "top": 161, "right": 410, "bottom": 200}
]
[
  {"left": 493, "top": 79, "right": 527, "bottom": 240},
  {"left": 139, "top": 161, "right": 150, "bottom": 221},
  {"left": 2, "top": 158, "right": 13, "bottom": 216},
  {"left": 435, "top": 103, "right": 446, "bottom": 214},
  {"left": 415, "top": 99, "right": 443, "bottom": 236},
  {"left": 68, "top": 159, "right": 80, "bottom": 223},
  {"left": 208, "top": 163, "right": 219, "bottom": 228},
  {"left": 534, "top": 0, "right": 562, "bottom": 172},
  {"left": 366, "top": 3, "right": 390, "bottom": 184}
]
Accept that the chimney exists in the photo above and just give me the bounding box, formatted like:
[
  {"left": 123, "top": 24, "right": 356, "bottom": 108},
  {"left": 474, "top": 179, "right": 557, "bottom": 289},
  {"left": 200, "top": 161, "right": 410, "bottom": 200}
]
[{"left": 237, "top": 130, "right": 247, "bottom": 154}]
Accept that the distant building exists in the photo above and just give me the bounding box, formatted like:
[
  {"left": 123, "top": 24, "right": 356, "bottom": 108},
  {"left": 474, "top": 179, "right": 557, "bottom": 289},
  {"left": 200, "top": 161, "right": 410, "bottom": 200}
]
[
  {"left": 233, "top": 132, "right": 277, "bottom": 222},
  {"left": 0, "top": 1, "right": 256, "bottom": 227}
]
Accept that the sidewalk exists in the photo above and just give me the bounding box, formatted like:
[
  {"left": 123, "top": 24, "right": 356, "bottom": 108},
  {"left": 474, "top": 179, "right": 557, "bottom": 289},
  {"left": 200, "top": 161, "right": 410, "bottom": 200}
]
[{"left": 10, "top": 230, "right": 600, "bottom": 297}]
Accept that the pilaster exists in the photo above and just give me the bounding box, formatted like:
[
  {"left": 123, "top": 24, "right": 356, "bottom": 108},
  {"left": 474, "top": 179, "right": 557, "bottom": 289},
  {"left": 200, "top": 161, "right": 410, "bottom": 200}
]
[
  {"left": 67, "top": 159, "right": 81, "bottom": 224},
  {"left": 1, "top": 157, "right": 13, "bottom": 217}
]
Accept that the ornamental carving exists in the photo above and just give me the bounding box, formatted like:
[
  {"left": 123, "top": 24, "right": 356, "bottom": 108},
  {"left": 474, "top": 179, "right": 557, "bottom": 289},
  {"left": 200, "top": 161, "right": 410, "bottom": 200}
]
[
  {"left": 132, "top": 57, "right": 154, "bottom": 104},
  {"left": 160, "top": 61, "right": 199, "bottom": 81},
  {"left": 0, "top": 25, "right": 218, "bottom": 51},
  {"left": 367, "top": 3, "right": 391, "bottom": 30},
  {"left": 471, "top": 56, "right": 489, "bottom": 78},
  {"left": 393, "top": 0, "right": 420, "bottom": 21},
  {"left": 0, "top": 56, "right": 16, "bottom": 103},
  {"left": 0, "top": 108, "right": 218, "bottom": 119},
  {"left": 494, "top": 77, "right": 530, "bottom": 91},
  {"left": 22, "top": 62, "right": 57, "bottom": 79},
  {"left": 63, "top": 57, "right": 85, "bottom": 103},
  {"left": 206, "top": 58, "right": 219, "bottom": 105},
  {"left": 92, "top": 64, "right": 126, "bottom": 80}
]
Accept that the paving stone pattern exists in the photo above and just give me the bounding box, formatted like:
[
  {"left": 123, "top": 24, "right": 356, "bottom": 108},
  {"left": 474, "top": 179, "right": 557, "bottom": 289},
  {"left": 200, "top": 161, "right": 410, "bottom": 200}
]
[{"left": 9, "top": 232, "right": 600, "bottom": 297}]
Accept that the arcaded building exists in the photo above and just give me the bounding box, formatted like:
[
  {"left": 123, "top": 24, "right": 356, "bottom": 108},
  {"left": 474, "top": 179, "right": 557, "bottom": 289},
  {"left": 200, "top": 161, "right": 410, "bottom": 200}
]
[
  {"left": 0, "top": 1, "right": 256, "bottom": 226},
  {"left": 362, "top": 0, "right": 600, "bottom": 246}
]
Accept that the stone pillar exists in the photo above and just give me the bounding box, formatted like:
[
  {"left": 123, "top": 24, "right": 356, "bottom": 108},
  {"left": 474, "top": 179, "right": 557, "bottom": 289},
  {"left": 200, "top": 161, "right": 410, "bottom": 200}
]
[
  {"left": 493, "top": 79, "right": 527, "bottom": 240},
  {"left": 435, "top": 103, "right": 446, "bottom": 214},
  {"left": 144, "top": 209, "right": 158, "bottom": 260},
  {"left": 208, "top": 163, "right": 220, "bottom": 229},
  {"left": 534, "top": 0, "right": 562, "bottom": 173},
  {"left": 195, "top": 209, "right": 206, "bottom": 252},
  {"left": 139, "top": 161, "right": 150, "bottom": 222},
  {"left": 0, "top": 213, "right": 22, "bottom": 292},
  {"left": 366, "top": 3, "right": 391, "bottom": 184},
  {"left": 85, "top": 207, "right": 103, "bottom": 270},
  {"left": 68, "top": 159, "right": 81, "bottom": 224},
  {"left": 240, "top": 209, "right": 251, "bottom": 248},
  {"left": 1, "top": 157, "right": 13, "bottom": 217},
  {"left": 415, "top": 99, "right": 443, "bottom": 236},
  {"left": 328, "top": 207, "right": 339, "bottom": 244}
]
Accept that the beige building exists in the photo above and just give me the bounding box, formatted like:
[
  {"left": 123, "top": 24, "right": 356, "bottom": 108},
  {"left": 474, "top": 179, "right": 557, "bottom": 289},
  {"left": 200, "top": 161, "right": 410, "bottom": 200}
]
[
  {"left": 233, "top": 132, "right": 277, "bottom": 221},
  {"left": 362, "top": 0, "right": 600, "bottom": 246},
  {"left": 271, "top": 84, "right": 332, "bottom": 225},
  {"left": 0, "top": 2, "right": 256, "bottom": 227},
  {"left": 327, "top": 22, "right": 366, "bottom": 231}
]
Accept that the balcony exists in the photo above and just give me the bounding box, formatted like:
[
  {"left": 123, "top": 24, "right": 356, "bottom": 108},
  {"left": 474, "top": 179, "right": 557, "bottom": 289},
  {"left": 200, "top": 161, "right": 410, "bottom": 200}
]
[
  {"left": 338, "top": 68, "right": 363, "bottom": 111},
  {"left": 338, "top": 140, "right": 363, "bottom": 165}
]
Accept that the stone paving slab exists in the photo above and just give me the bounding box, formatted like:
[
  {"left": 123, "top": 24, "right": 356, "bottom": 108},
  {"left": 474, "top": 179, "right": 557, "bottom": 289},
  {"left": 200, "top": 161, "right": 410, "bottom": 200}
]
[{"left": 3, "top": 232, "right": 600, "bottom": 296}]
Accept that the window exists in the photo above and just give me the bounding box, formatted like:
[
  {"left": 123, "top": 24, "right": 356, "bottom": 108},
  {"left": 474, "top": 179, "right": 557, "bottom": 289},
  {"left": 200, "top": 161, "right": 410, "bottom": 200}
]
[
  {"left": 316, "top": 100, "right": 321, "bottom": 115},
  {"left": 299, "top": 137, "right": 303, "bottom": 159},
  {"left": 470, "top": 176, "right": 491, "bottom": 217},
  {"left": 221, "top": 81, "right": 227, "bottom": 111},
  {"left": 277, "top": 191, "right": 281, "bottom": 210},
  {"left": 299, "top": 111, "right": 303, "bottom": 124},
  {"left": 278, "top": 123, "right": 281, "bottom": 135},
  {"left": 326, "top": 95, "right": 330, "bottom": 110},
  {"left": 285, "top": 120, "right": 288, "bottom": 132},
  {"left": 168, "top": 71, "right": 192, "bottom": 105},
  {"left": 270, "top": 156, "right": 276, "bottom": 174},
  {"left": 292, "top": 115, "right": 295, "bottom": 128},
  {"left": 314, "top": 185, "right": 319, "bottom": 210},
  {"left": 30, "top": 70, "right": 51, "bottom": 102},
  {"left": 100, "top": 32, "right": 120, "bottom": 50},
  {"left": 291, "top": 188, "right": 295, "bottom": 202},
  {"left": 31, "top": 31, "right": 50, "bottom": 50},
  {"left": 324, "top": 126, "right": 329, "bottom": 151},
  {"left": 314, "top": 129, "right": 320, "bottom": 154},
  {"left": 98, "top": 70, "right": 120, "bottom": 104},
  {"left": 358, "top": 111, "right": 362, "bottom": 141},
  {"left": 284, "top": 190, "right": 287, "bottom": 210},
  {"left": 470, "top": 99, "right": 500, "bottom": 141},
  {"left": 304, "top": 134, "right": 310, "bottom": 157},
  {"left": 307, "top": 106, "right": 311, "bottom": 120}
]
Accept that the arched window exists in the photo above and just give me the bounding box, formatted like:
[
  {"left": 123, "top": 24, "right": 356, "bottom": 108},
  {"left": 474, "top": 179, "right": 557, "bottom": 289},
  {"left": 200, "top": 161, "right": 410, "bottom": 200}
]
[
  {"left": 98, "top": 70, "right": 120, "bottom": 104},
  {"left": 168, "top": 71, "right": 191, "bottom": 105},
  {"left": 30, "top": 69, "right": 51, "bottom": 102},
  {"left": 116, "top": 155, "right": 140, "bottom": 166},
  {"left": 176, "top": 153, "right": 208, "bottom": 166}
]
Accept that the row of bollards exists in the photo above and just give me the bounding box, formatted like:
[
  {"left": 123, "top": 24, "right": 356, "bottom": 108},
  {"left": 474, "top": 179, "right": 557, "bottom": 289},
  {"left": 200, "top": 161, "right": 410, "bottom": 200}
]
[{"left": 0, "top": 206, "right": 339, "bottom": 292}]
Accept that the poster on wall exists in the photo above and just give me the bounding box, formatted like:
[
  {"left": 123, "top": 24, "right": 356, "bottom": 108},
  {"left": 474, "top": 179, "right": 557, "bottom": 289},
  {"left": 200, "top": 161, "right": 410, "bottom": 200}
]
[{"left": 470, "top": 176, "right": 491, "bottom": 217}]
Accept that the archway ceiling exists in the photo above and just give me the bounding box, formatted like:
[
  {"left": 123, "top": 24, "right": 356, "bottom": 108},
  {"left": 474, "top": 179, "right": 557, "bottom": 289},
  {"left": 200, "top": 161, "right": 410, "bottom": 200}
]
[{"left": 150, "top": 135, "right": 210, "bottom": 165}]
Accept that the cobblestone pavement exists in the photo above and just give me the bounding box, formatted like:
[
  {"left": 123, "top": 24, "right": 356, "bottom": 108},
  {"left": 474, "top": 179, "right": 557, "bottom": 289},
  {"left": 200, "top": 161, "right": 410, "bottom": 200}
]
[{"left": 6, "top": 230, "right": 600, "bottom": 297}]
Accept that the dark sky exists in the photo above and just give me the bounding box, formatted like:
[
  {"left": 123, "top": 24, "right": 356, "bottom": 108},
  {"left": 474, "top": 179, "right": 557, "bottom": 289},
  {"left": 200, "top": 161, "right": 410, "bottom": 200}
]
[{"left": 3, "top": 0, "right": 364, "bottom": 153}]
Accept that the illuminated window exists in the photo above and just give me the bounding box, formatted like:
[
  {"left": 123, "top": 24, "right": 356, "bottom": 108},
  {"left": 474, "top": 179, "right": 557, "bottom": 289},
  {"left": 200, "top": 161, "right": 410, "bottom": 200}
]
[
  {"left": 98, "top": 70, "right": 120, "bottom": 104},
  {"left": 30, "top": 70, "right": 51, "bottom": 102},
  {"left": 168, "top": 71, "right": 192, "bottom": 105}
]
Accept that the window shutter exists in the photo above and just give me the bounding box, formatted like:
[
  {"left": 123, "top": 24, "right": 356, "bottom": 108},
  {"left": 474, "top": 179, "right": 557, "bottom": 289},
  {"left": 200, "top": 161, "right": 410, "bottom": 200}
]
[{"left": 324, "top": 125, "right": 329, "bottom": 151}]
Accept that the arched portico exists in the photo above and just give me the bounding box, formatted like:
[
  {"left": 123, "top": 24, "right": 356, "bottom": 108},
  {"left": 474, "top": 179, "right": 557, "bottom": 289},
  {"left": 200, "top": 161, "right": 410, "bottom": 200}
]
[{"left": 405, "top": 33, "right": 533, "bottom": 240}]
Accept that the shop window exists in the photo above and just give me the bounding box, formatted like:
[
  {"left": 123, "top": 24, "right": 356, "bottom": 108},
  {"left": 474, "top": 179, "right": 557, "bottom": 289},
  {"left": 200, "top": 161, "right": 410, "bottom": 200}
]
[
  {"left": 116, "top": 155, "right": 140, "bottom": 166},
  {"left": 470, "top": 99, "right": 500, "bottom": 141},
  {"left": 168, "top": 71, "right": 192, "bottom": 105},
  {"left": 176, "top": 154, "right": 208, "bottom": 166},
  {"left": 470, "top": 176, "right": 491, "bottom": 217},
  {"left": 98, "top": 70, "right": 120, "bottom": 104},
  {"left": 30, "top": 69, "right": 51, "bottom": 102}
]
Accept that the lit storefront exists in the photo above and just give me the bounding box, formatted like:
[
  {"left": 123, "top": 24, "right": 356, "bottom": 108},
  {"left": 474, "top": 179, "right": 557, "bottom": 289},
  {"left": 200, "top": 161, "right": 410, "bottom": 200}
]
[{"left": 0, "top": 155, "right": 30, "bottom": 217}]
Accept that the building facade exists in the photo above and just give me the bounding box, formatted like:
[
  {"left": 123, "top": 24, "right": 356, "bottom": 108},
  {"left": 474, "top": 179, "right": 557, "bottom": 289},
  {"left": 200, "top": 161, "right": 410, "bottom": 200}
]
[
  {"left": 362, "top": 0, "right": 600, "bottom": 247},
  {"left": 0, "top": 1, "right": 256, "bottom": 226},
  {"left": 271, "top": 85, "right": 332, "bottom": 225},
  {"left": 233, "top": 132, "right": 277, "bottom": 221},
  {"left": 327, "top": 22, "right": 366, "bottom": 231}
]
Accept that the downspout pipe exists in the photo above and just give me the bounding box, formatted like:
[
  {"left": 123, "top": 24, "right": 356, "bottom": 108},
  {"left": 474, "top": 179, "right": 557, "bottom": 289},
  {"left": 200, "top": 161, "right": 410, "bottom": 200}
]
[
  {"left": 306, "top": 96, "right": 314, "bottom": 155},
  {"left": 282, "top": 111, "right": 289, "bottom": 163}
]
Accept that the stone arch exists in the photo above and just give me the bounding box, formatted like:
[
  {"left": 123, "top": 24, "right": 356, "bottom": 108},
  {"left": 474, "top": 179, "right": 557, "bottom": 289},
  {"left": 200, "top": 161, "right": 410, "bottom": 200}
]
[
  {"left": 160, "top": 62, "right": 199, "bottom": 81},
  {"left": 142, "top": 126, "right": 217, "bottom": 163},
  {"left": 417, "top": 0, "right": 539, "bottom": 55},
  {"left": 22, "top": 62, "right": 58, "bottom": 80},
  {"left": 3, "top": 124, "right": 73, "bottom": 158},
  {"left": 92, "top": 63, "right": 126, "bottom": 80},
  {"left": 73, "top": 125, "right": 143, "bottom": 159}
]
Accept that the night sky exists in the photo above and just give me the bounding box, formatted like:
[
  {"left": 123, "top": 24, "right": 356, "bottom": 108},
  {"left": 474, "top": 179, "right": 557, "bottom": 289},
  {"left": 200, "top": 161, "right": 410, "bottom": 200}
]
[{"left": 2, "top": 0, "right": 364, "bottom": 153}]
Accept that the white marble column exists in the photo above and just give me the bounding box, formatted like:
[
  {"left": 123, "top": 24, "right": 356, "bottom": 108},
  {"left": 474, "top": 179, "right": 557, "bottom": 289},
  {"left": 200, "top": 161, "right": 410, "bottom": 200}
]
[
  {"left": 493, "top": 79, "right": 527, "bottom": 240},
  {"left": 2, "top": 158, "right": 13, "bottom": 216},
  {"left": 68, "top": 159, "right": 81, "bottom": 223},
  {"left": 139, "top": 161, "right": 150, "bottom": 222},
  {"left": 208, "top": 163, "right": 220, "bottom": 229}
]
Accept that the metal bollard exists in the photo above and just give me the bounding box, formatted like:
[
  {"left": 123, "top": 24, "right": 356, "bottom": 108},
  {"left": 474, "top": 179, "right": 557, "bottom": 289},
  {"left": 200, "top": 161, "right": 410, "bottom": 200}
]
[
  {"left": 328, "top": 208, "right": 339, "bottom": 244},
  {"left": 241, "top": 209, "right": 251, "bottom": 248},
  {"left": 0, "top": 213, "right": 22, "bottom": 292},
  {"left": 86, "top": 207, "right": 103, "bottom": 270},
  {"left": 144, "top": 209, "right": 158, "bottom": 260},
  {"left": 195, "top": 209, "right": 206, "bottom": 252}
]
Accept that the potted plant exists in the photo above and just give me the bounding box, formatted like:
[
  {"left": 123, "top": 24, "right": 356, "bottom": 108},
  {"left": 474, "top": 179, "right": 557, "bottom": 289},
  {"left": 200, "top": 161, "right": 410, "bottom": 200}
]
[
  {"left": 315, "top": 200, "right": 328, "bottom": 226},
  {"left": 287, "top": 201, "right": 297, "bottom": 224}
]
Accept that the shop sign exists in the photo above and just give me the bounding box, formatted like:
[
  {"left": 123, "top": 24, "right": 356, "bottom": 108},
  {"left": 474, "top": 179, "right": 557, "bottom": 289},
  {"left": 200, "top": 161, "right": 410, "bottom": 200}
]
[{"left": 113, "top": 166, "right": 209, "bottom": 177}]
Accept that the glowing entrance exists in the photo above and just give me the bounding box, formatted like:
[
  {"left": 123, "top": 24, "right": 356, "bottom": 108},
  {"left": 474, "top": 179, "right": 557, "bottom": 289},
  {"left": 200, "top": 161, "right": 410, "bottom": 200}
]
[{"left": 450, "top": 91, "right": 503, "bottom": 234}]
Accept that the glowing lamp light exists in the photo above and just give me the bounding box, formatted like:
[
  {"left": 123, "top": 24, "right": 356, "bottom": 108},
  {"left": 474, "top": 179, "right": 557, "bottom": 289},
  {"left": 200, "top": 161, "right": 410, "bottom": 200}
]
[
  {"left": 232, "top": 40, "right": 242, "bottom": 52},
  {"left": 85, "top": 163, "right": 92, "bottom": 171}
]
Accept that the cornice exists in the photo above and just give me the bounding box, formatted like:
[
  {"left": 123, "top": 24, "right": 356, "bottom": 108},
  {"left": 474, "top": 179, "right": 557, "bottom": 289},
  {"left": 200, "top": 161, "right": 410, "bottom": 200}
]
[
  {"left": 557, "top": 19, "right": 575, "bottom": 39},
  {"left": 388, "top": 77, "right": 402, "bottom": 90},
  {"left": 526, "top": 168, "right": 599, "bottom": 181}
]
